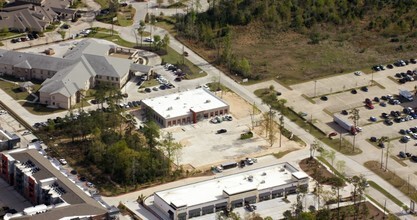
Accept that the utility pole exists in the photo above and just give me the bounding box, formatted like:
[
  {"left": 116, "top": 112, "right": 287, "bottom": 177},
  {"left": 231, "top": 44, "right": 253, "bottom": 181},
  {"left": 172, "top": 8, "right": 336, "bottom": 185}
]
[{"left": 314, "top": 80, "right": 317, "bottom": 97}]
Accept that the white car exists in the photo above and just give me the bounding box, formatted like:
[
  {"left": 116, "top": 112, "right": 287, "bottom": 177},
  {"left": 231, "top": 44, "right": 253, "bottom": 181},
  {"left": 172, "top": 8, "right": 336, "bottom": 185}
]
[
  {"left": 144, "top": 37, "right": 154, "bottom": 43},
  {"left": 86, "top": 182, "right": 94, "bottom": 188},
  {"left": 59, "top": 159, "right": 67, "bottom": 165}
]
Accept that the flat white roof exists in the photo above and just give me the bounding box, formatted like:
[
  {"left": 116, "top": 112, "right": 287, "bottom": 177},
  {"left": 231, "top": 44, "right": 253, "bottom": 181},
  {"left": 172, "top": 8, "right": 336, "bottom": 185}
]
[
  {"left": 141, "top": 88, "right": 228, "bottom": 120},
  {"left": 155, "top": 163, "right": 307, "bottom": 208}
]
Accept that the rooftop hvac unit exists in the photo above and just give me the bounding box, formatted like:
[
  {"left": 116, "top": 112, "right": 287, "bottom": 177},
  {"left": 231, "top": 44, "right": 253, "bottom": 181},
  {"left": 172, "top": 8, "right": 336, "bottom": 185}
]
[
  {"left": 167, "top": 106, "right": 172, "bottom": 110},
  {"left": 279, "top": 168, "right": 285, "bottom": 172},
  {"left": 260, "top": 180, "right": 265, "bottom": 184},
  {"left": 262, "top": 172, "right": 266, "bottom": 176},
  {"left": 248, "top": 175, "right": 253, "bottom": 182},
  {"left": 175, "top": 96, "right": 180, "bottom": 100},
  {"left": 205, "top": 100, "right": 211, "bottom": 103}
]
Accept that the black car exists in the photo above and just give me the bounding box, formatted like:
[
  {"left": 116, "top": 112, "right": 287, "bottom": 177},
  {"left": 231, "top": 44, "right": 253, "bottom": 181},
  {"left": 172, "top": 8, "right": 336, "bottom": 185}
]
[
  {"left": 378, "top": 142, "right": 385, "bottom": 148},
  {"left": 320, "top": 96, "right": 328, "bottom": 101},
  {"left": 240, "top": 160, "right": 246, "bottom": 168},
  {"left": 387, "top": 64, "right": 394, "bottom": 69},
  {"left": 370, "top": 137, "right": 377, "bottom": 142},
  {"left": 373, "top": 97, "right": 380, "bottom": 102},
  {"left": 380, "top": 102, "right": 387, "bottom": 107},
  {"left": 395, "top": 73, "right": 402, "bottom": 78},
  {"left": 79, "top": 176, "right": 87, "bottom": 182},
  {"left": 400, "top": 129, "right": 406, "bottom": 135},
  {"left": 381, "top": 113, "right": 388, "bottom": 118},
  {"left": 341, "top": 110, "right": 348, "bottom": 115},
  {"left": 384, "top": 119, "right": 393, "bottom": 125},
  {"left": 411, "top": 127, "right": 417, "bottom": 133},
  {"left": 145, "top": 88, "right": 151, "bottom": 93},
  {"left": 406, "top": 152, "right": 412, "bottom": 158},
  {"left": 411, "top": 59, "right": 417, "bottom": 64},
  {"left": 399, "top": 151, "right": 406, "bottom": 158},
  {"left": 175, "top": 77, "right": 182, "bottom": 82},
  {"left": 70, "top": 170, "right": 77, "bottom": 175},
  {"left": 351, "top": 89, "right": 357, "bottom": 94},
  {"left": 411, "top": 155, "right": 417, "bottom": 162},
  {"left": 361, "top": 86, "right": 368, "bottom": 92},
  {"left": 217, "top": 129, "right": 227, "bottom": 134}
]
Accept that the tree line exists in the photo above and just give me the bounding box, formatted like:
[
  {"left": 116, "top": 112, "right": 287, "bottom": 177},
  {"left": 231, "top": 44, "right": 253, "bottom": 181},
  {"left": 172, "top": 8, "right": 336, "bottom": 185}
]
[
  {"left": 37, "top": 85, "right": 183, "bottom": 185},
  {"left": 174, "top": 0, "right": 417, "bottom": 79}
]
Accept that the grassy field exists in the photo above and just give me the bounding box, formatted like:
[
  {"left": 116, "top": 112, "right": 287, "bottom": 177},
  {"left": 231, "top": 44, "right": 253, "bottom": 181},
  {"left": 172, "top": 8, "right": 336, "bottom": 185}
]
[
  {"left": 367, "top": 180, "right": 405, "bottom": 208},
  {"left": 94, "top": 0, "right": 108, "bottom": 8},
  {"left": 88, "top": 29, "right": 135, "bottom": 48},
  {"left": 162, "top": 47, "right": 207, "bottom": 79},
  {"left": 169, "top": 20, "right": 417, "bottom": 85},
  {"left": 365, "top": 160, "right": 417, "bottom": 204}
]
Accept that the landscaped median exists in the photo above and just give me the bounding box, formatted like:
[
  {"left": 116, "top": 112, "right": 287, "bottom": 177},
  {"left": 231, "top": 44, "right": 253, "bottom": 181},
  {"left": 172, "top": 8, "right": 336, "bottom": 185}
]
[
  {"left": 365, "top": 161, "right": 417, "bottom": 204},
  {"left": 254, "top": 87, "right": 362, "bottom": 155}
]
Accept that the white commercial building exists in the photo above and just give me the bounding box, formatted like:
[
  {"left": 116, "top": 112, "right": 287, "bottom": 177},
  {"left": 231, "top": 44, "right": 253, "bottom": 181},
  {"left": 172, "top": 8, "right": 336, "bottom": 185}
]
[
  {"left": 153, "top": 163, "right": 309, "bottom": 220},
  {"left": 141, "top": 88, "right": 230, "bottom": 127}
]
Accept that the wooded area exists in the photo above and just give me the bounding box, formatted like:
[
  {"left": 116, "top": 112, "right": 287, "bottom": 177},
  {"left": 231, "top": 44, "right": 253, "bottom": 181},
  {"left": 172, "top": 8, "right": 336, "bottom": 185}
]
[{"left": 173, "top": 0, "right": 417, "bottom": 82}]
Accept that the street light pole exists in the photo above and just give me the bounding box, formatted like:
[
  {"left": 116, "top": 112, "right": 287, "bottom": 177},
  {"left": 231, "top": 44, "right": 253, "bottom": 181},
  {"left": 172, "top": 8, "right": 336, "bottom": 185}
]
[{"left": 314, "top": 80, "right": 317, "bottom": 97}]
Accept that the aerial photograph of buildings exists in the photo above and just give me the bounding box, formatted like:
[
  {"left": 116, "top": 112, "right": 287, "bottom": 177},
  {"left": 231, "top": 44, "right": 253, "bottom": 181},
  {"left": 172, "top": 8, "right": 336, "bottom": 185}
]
[{"left": 1, "top": 0, "right": 417, "bottom": 219}]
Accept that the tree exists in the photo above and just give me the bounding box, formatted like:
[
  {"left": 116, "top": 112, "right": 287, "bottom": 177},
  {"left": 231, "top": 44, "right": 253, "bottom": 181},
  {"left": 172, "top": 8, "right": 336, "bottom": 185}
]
[
  {"left": 331, "top": 177, "right": 345, "bottom": 220},
  {"left": 335, "top": 160, "right": 346, "bottom": 175},
  {"left": 152, "top": 34, "right": 161, "bottom": 50},
  {"left": 348, "top": 108, "right": 360, "bottom": 152},
  {"left": 137, "top": 194, "right": 146, "bottom": 205},
  {"left": 161, "top": 132, "right": 184, "bottom": 173},
  {"left": 162, "top": 34, "right": 170, "bottom": 50},
  {"left": 378, "top": 136, "right": 389, "bottom": 169},
  {"left": 327, "top": 150, "right": 336, "bottom": 166},
  {"left": 142, "top": 121, "right": 160, "bottom": 153},
  {"left": 310, "top": 139, "right": 322, "bottom": 159},
  {"left": 138, "top": 20, "right": 146, "bottom": 47}
]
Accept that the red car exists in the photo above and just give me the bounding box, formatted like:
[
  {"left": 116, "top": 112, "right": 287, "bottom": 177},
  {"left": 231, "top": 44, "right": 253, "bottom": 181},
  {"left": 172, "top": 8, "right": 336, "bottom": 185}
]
[{"left": 328, "top": 132, "right": 338, "bottom": 138}]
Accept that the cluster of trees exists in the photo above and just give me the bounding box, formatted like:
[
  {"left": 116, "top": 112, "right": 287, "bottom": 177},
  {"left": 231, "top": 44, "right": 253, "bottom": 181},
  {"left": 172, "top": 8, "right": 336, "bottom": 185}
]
[
  {"left": 38, "top": 85, "right": 183, "bottom": 185},
  {"left": 174, "top": 0, "right": 417, "bottom": 79}
]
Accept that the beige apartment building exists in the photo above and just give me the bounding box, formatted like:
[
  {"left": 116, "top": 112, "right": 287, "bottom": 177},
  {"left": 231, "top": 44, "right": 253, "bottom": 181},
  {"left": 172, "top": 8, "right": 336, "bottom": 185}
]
[{"left": 0, "top": 39, "right": 152, "bottom": 109}]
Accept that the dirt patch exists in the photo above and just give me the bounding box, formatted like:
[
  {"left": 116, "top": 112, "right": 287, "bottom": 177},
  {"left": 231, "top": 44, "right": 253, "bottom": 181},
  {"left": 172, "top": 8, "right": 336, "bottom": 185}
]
[
  {"left": 333, "top": 202, "right": 388, "bottom": 220},
  {"left": 218, "top": 91, "right": 254, "bottom": 119},
  {"left": 299, "top": 158, "right": 344, "bottom": 186}
]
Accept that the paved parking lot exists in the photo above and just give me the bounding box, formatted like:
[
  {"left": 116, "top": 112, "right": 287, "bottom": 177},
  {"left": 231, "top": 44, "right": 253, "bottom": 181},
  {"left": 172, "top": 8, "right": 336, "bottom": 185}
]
[
  {"left": 278, "top": 62, "right": 417, "bottom": 173},
  {"left": 165, "top": 116, "right": 268, "bottom": 168}
]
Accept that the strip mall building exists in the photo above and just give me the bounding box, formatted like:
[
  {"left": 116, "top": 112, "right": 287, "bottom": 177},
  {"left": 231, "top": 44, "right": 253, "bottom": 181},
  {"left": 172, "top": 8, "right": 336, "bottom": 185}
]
[{"left": 141, "top": 88, "right": 230, "bottom": 127}]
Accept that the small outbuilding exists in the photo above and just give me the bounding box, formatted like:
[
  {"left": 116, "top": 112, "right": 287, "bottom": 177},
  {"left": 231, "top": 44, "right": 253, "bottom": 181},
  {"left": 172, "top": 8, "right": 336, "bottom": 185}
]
[{"left": 19, "top": 81, "right": 34, "bottom": 92}]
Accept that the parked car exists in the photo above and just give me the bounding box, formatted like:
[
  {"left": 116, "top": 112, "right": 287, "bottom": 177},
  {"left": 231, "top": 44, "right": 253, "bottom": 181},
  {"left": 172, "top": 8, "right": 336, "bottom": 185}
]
[
  {"left": 361, "top": 86, "right": 368, "bottom": 92},
  {"left": 384, "top": 119, "right": 393, "bottom": 125},
  {"left": 401, "top": 135, "right": 411, "bottom": 143},
  {"left": 341, "top": 110, "right": 348, "bottom": 115},
  {"left": 411, "top": 155, "right": 417, "bottom": 162},
  {"left": 373, "top": 97, "right": 380, "bottom": 102},
  {"left": 351, "top": 89, "right": 357, "bottom": 94},
  {"left": 217, "top": 129, "right": 227, "bottom": 134},
  {"left": 145, "top": 88, "right": 151, "bottom": 93},
  {"left": 370, "top": 137, "right": 377, "bottom": 142},
  {"left": 369, "top": 116, "right": 377, "bottom": 122},
  {"left": 399, "top": 151, "right": 406, "bottom": 158}
]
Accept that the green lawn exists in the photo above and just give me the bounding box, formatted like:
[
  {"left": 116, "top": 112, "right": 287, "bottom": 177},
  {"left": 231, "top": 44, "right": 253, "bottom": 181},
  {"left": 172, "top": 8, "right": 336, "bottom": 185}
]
[
  {"left": 94, "top": 0, "right": 108, "bottom": 8},
  {"left": 140, "top": 79, "right": 159, "bottom": 88},
  {"left": 368, "top": 181, "right": 405, "bottom": 208},
  {"left": 162, "top": 47, "right": 207, "bottom": 79},
  {"left": 0, "top": 80, "right": 32, "bottom": 100},
  {"left": 117, "top": 8, "right": 136, "bottom": 27},
  {"left": 87, "top": 29, "right": 135, "bottom": 48}
]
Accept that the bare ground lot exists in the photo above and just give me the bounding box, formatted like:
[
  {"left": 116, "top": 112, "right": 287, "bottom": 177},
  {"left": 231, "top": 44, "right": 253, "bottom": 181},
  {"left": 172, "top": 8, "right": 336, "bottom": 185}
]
[
  {"left": 165, "top": 91, "right": 305, "bottom": 170},
  {"left": 179, "top": 23, "right": 417, "bottom": 85}
]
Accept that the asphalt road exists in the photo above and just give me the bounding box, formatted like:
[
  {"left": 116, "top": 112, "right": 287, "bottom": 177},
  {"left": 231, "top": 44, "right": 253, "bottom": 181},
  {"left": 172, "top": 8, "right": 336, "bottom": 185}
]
[{"left": 0, "top": 1, "right": 415, "bottom": 218}]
